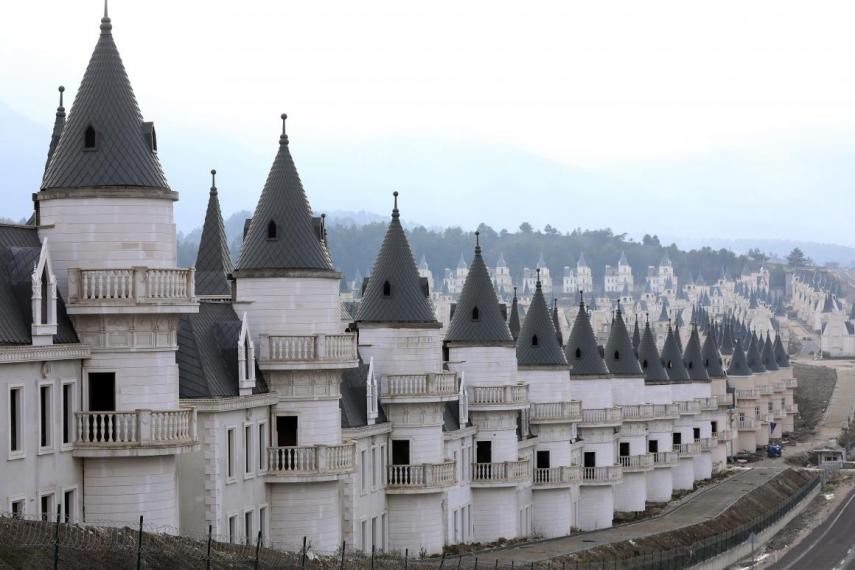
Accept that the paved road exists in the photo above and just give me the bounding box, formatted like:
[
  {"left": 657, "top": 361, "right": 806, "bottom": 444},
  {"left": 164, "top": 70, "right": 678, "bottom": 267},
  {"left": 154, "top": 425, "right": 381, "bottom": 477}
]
[
  {"left": 449, "top": 467, "right": 785, "bottom": 565},
  {"left": 770, "top": 486, "right": 855, "bottom": 570}
]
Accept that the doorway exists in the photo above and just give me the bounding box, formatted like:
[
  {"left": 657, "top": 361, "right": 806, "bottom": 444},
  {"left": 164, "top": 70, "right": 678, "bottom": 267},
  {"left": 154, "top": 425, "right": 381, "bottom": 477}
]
[
  {"left": 276, "top": 416, "right": 298, "bottom": 447},
  {"left": 88, "top": 373, "right": 115, "bottom": 411}
]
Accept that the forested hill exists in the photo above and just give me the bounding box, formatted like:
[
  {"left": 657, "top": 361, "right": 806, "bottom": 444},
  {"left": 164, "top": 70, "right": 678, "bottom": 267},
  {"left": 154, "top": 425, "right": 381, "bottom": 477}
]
[{"left": 177, "top": 212, "right": 783, "bottom": 290}]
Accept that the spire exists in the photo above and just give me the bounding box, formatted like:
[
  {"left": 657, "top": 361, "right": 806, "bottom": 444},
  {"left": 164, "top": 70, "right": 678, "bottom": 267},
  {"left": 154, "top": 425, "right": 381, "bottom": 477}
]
[
  {"left": 618, "top": 251, "right": 629, "bottom": 266},
  {"left": 44, "top": 86, "right": 67, "bottom": 175},
  {"left": 631, "top": 317, "right": 641, "bottom": 354},
  {"left": 746, "top": 332, "right": 766, "bottom": 373},
  {"left": 683, "top": 325, "right": 709, "bottom": 382},
  {"left": 565, "top": 299, "right": 609, "bottom": 376},
  {"left": 719, "top": 322, "right": 734, "bottom": 355},
  {"left": 496, "top": 252, "right": 507, "bottom": 268},
  {"left": 762, "top": 332, "right": 779, "bottom": 372},
  {"left": 42, "top": 6, "right": 169, "bottom": 191},
  {"left": 445, "top": 234, "right": 513, "bottom": 343},
  {"left": 773, "top": 333, "right": 790, "bottom": 367},
  {"left": 508, "top": 287, "right": 521, "bottom": 341},
  {"left": 638, "top": 321, "right": 669, "bottom": 383},
  {"left": 701, "top": 326, "right": 726, "bottom": 378},
  {"left": 235, "top": 115, "right": 334, "bottom": 274},
  {"left": 516, "top": 279, "right": 566, "bottom": 366},
  {"left": 577, "top": 252, "right": 588, "bottom": 268},
  {"left": 657, "top": 303, "right": 669, "bottom": 322},
  {"left": 552, "top": 299, "right": 564, "bottom": 346},
  {"left": 661, "top": 326, "right": 690, "bottom": 382},
  {"left": 726, "top": 339, "right": 752, "bottom": 377},
  {"left": 356, "top": 192, "right": 437, "bottom": 325},
  {"left": 605, "top": 304, "right": 643, "bottom": 376},
  {"left": 194, "top": 169, "right": 233, "bottom": 296},
  {"left": 674, "top": 321, "right": 684, "bottom": 354}
]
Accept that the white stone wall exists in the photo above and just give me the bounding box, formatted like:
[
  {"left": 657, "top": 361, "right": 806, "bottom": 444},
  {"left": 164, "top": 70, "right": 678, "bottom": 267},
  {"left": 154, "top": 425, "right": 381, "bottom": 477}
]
[
  {"left": 646, "top": 465, "right": 673, "bottom": 502},
  {"left": 571, "top": 378, "right": 614, "bottom": 409},
  {"left": 522, "top": 368, "right": 571, "bottom": 403},
  {"left": 388, "top": 494, "right": 444, "bottom": 553},
  {"left": 472, "top": 487, "right": 520, "bottom": 542},
  {"left": 344, "top": 428, "right": 389, "bottom": 553},
  {"left": 447, "top": 346, "right": 518, "bottom": 386},
  {"left": 578, "top": 485, "right": 614, "bottom": 531},
  {"left": 84, "top": 350, "right": 179, "bottom": 410},
  {"left": 358, "top": 327, "right": 443, "bottom": 377},
  {"left": 269, "top": 371, "right": 342, "bottom": 446},
  {"left": 270, "top": 481, "right": 342, "bottom": 553}
]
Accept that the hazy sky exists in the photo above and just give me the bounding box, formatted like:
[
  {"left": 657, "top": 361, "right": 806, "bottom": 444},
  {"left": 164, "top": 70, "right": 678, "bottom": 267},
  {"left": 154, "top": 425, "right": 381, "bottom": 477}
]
[{"left": 2, "top": 1, "right": 855, "bottom": 246}]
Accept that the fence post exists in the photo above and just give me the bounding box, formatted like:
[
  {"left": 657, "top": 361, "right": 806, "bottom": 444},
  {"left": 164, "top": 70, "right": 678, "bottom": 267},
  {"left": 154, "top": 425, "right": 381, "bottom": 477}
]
[
  {"left": 340, "top": 541, "right": 346, "bottom": 570},
  {"left": 137, "top": 515, "right": 144, "bottom": 570},
  {"left": 54, "top": 505, "right": 61, "bottom": 570},
  {"left": 439, "top": 553, "right": 446, "bottom": 568},
  {"left": 404, "top": 548, "right": 408, "bottom": 569},
  {"left": 206, "top": 524, "right": 212, "bottom": 570},
  {"left": 255, "top": 530, "right": 262, "bottom": 569},
  {"left": 473, "top": 557, "right": 478, "bottom": 569},
  {"left": 371, "top": 544, "right": 375, "bottom": 570},
  {"left": 302, "top": 536, "right": 308, "bottom": 569}
]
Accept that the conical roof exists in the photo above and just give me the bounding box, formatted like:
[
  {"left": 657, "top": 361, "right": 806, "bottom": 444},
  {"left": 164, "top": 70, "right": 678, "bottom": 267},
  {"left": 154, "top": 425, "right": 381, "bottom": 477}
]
[
  {"left": 726, "top": 339, "right": 752, "bottom": 376},
  {"left": 194, "top": 170, "right": 233, "bottom": 296},
  {"left": 445, "top": 235, "right": 513, "bottom": 344},
  {"left": 638, "top": 321, "right": 669, "bottom": 383},
  {"left": 683, "top": 325, "right": 709, "bottom": 382},
  {"left": 658, "top": 303, "right": 670, "bottom": 322},
  {"left": 508, "top": 288, "right": 521, "bottom": 341},
  {"left": 44, "top": 86, "right": 66, "bottom": 175},
  {"left": 618, "top": 251, "right": 629, "bottom": 266},
  {"left": 42, "top": 9, "right": 169, "bottom": 191},
  {"left": 577, "top": 252, "right": 588, "bottom": 268},
  {"left": 565, "top": 299, "right": 609, "bottom": 376},
  {"left": 552, "top": 300, "right": 564, "bottom": 346},
  {"left": 632, "top": 318, "right": 641, "bottom": 354},
  {"left": 719, "top": 322, "right": 734, "bottom": 355},
  {"left": 356, "top": 193, "right": 437, "bottom": 325},
  {"left": 701, "top": 326, "right": 726, "bottom": 378},
  {"left": 516, "top": 281, "right": 566, "bottom": 366},
  {"left": 773, "top": 334, "right": 790, "bottom": 367},
  {"left": 661, "top": 326, "right": 690, "bottom": 382},
  {"left": 674, "top": 322, "right": 684, "bottom": 354},
  {"left": 235, "top": 116, "right": 334, "bottom": 274},
  {"left": 761, "top": 333, "right": 779, "bottom": 372},
  {"left": 605, "top": 304, "right": 643, "bottom": 376},
  {"left": 746, "top": 333, "right": 766, "bottom": 373}
]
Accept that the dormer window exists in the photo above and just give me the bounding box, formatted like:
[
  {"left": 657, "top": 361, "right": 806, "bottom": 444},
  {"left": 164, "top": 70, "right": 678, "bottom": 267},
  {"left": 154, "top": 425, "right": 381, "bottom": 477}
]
[
  {"left": 84, "top": 125, "right": 96, "bottom": 150},
  {"left": 688, "top": 361, "right": 693, "bottom": 370},
  {"left": 666, "top": 360, "right": 673, "bottom": 369},
  {"left": 531, "top": 335, "right": 538, "bottom": 347},
  {"left": 472, "top": 307, "right": 480, "bottom": 321},
  {"left": 614, "top": 350, "right": 620, "bottom": 360},
  {"left": 267, "top": 221, "right": 277, "bottom": 240},
  {"left": 575, "top": 348, "right": 581, "bottom": 359},
  {"left": 642, "top": 359, "right": 648, "bottom": 369},
  {"left": 383, "top": 281, "right": 391, "bottom": 297}
]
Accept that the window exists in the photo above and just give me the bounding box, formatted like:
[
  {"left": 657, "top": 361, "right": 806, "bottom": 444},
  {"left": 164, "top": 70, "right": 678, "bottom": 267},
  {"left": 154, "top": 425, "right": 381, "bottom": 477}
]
[
  {"left": 383, "top": 281, "right": 391, "bottom": 297},
  {"left": 40, "top": 493, "right": 55, "bottom": 521},
  {"left": 361, "top": 450, "right": 368, "bottom": 492},
  {"left": 381, "top": 513, "right": 386, "bottom": 550},
  {"left": 10, "top": 387, "right": 22, "bottom": 455},
  {"left": 84, "top": 125, "right": 96, "bottom": 149},
  {"left": 62, "top": 383, "right": 73, "bottom": 446},
  {"left": 245, "top": 511, "right": 254, "bottom": 545},
  {"left": 40, "top": 385, "right": 52, "bottom": 449},
  {"left": 648, "top": 439, "right": 658, "bottom": 453},
  {"left": 711, "top": 420, "right": 718, "bottom": 435},
  {"left": 259, "top": 507, "right": 267, "bottom": 545},
  {"left": 228, "top": 515, "right": 238, "bottom": 544},
  {"left": 471, "top": 307, "right": 480, "bottom": 321},
  {"left": 267, "top": 221, "right": 277, "bottom": 239},
  {"left": 642, "top": 359, "right": 648, "bottom": 369},
  {"left": 258, "top": 423, "right": 267, "bottom": 471},
  {"left": 371, "top": 517, "right": 377, "bottom": 550},
  {"left": 575, "top": 348, "right": 581, "bottom": 359},
  {"left": 63, "top": 489, "right": 76, "bottom": 523},
  {"left": 372, "top": 447, "right": 378, "bottom": 489},
  {"left": 666, "top": 360, "right": 673, "bottom": 369},
  {"left": 227, "top": 428, "right": 236, "bottom": 480},
  {"left": 10, "top": 499, "right": 25, "bottom": 519},
  {"left": 88, "top": 372, "right": 115, "bottom": 412},
  {"left": 244, "top": 425, "right": 253, "bottom": 475},
  {"left": 361, "top": 520, "right": 368, "bottom": 551},
  {"left": 672, "top": 432, "right": 682, "bottom": 445},
  {"left": 531, "top": 335, "right": 538, "bottom": 346},
  {"left": 276, "top": 416, "right": 298, "bottom": 447},
  {"left": 379, "top": 444, "right": 386, "bottom": 485}
]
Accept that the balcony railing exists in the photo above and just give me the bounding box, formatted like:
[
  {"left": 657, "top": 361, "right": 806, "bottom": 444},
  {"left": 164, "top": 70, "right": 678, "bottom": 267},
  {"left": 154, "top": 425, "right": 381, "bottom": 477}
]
[
  {"left": 67, "top": 267, "right": 195, "bottom": 306},
  {"left": 619, "top": 403, "right": 680, "bottom": 421},
  {"left": 738, "top": 418, "right": 756, "bottom": 430},
  {"left": 386, "top": 461, "right": 456, "bottom": 490},
  {"left": 471, "top": 459, "right": 530, "bottom": 485},
  {"left": 468, "top": 383, "right": 529, "bottom": 409},
  {"left": 673, "top": 442, "right": 701, "bottom": 457},
  {"left": 760, "top": 413, "right": 775, "bottom": 423},
  {"left": 74, "top": 409, "right": 196, "bottom": 450},
  {"left": 653, "top": 451, "right": 679, "bottom": 467},
  {"left": 696, "top": 437, "right": 718, "bottom": 451},
  {"left": 530, "top": 401, "right": 582, "bottom": 423},
  {"left": 786, "top": 403, "right": 799, "bottom": 414},
  {"left": 784, "top": 379, "right": 798, "bottom": 389},
  {"left": 736, "top": 389, "right": 759, "bottom": 400},
  {"left": 579, "top": 407, "right": 622, "bottom": 427},
  {"left": 717, "top": 393, "right": 735, "bottom": 407},
  {"left": 619, "top": 453, "right": 655, "bottom": 472},
  {"left": 267, "top": 442, "right": 356, "bottom": 477},
  {"left": 715, "top": 430, "right": 732, "bottom": 443},
  {"left": 380, "top": 373, "right": 458, "bottom": 400},
  {"left": 696, "top": 397, "right": 718, "bottom": 411},
  {"left": 581, "top": 465, "right": 622, "bottom": 484},
  {"left": 533, "top": 465, "right": 582, "bottom": 487},
  {"left": 676, "top": 400, "right": 701, "bottom": 415},
  {"left": 618, "top": 422, "right": 648, "bottom": 436},
  {"left": 773, "top": 383, "right": 786, "bottom": 392},
  {"left": 259, "top": 333, "right": 357, "bottom": 364},
  {"left": 758, "top": 385, "right": 774, "bottom": 396}
]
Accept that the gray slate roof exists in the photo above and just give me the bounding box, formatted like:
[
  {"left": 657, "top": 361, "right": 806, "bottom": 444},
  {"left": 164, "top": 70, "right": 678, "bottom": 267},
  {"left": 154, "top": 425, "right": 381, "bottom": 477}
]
[
  {"left": 235, "top": 117, "right": 334, "bottom": 274},
  {"left": 516, "top": 281, "right": 566, "bottom": 366},
  {"left": 508, "top": 289, "right": 521, "bottom": 341},
  {"left": 340, "top": 359, "right": 387, "bottom": 429},
  {"left": 194, "top": 172, "right": 233, "bottom": 296},
  {"left": 565, "top": 301, "right": 609, "bottom": 376},
  {"left": 701, "top": 327, "right": 726, "bottom": 378},
  {"left": 719, "top": 323, "right": 734, "bottom": 355},
  {"left": 726, "top": 339, "right": 752, "bottom": 377},
  {"left": 44, "top": 86, "right": 66, "bottom": 174},
  {"left": 177, "top": 303, "right": 269, "bottom": 399},
  {"left": 638, "top": 321, "right": 669, "bottom": 383},
  {"left": 0, "top": 226, "right": 78, "bottom": 345},
  {"left": 42, "top": 13, "right": 169, "bottom": 191},
  {"left": 605, "top": 306, "right": 643, "bottom": 376},
  {"left": 632, "top": 319, "right": 641, "bottom": 354},
  {"left": 356, "top": 198, "right": 437, "bottom": 324},
  {"left": 661, "top": 326, "right": 690, "bottom": 382},
  {"left": 683, "top": 325, "right": 710, "bottom": 382},
  {"left": 746, "top": 333, "right": 766, "bottom": 374},
  {"left": 445, "top": 239, "right": 513, "bottom": 344},
  {"left": 773, "top": 334, "right": 790, "bottom": 367},
  {"left": 762, "top": 333, "right": 779, "bottom": 372}
]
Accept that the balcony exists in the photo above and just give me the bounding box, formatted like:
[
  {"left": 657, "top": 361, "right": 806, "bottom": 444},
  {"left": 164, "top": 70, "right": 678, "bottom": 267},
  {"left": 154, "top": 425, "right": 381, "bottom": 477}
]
[
  {"left": 758, "top": 385, "right": 774, "bottom": 396},
  {"left": 386, "top": 461, "right": 456, "bottom": 494},
  {"left": 579, "top": 407, "right": 622, "bottom": 428},
  {"left": 786, "top": 403, "right": 799, "bottom": 414},
  {"left": 717, "top": 393, "right": 735, "bottom": 407},
  {"left": 468, "top": 383, "right": 529, "bottom": 411},
  {"left": 258, "top": 333, "right": 358, "bottom": 370},
  {"left": 533, "top": 465, "right": 582, "bottom": 488},
  {"left": 676, "top": 400, "right": 701, "bottom": 415},
  {"left": 266, "top": 442, "right": 356, "bottom": 482},
  {"left": 73, "top": 409, "right": 197, "bottom": 457},
  {"left": 760, "top": 413, "right": 776, "bottom": 423},
  {"left": 696, "top": 397, "right": 718, "bottom": 411},
  {"left": 715, "top": 430, "right": 732, "bottom": 443},
  {"left": 738, "top": 418, "right": 757, "bottom": 431},
  {"left": 380, "top": 373, "right": 458, "bottom": 403},
  {"left": 471, "top": 459, "right": 530, "bottom": 487},
  {"left": 784, "top": 379, "right": 798, "bottom": 389},
  {"left": 619, "top": 403, "right": 680, "bottom": 421},
  {"left": 530, "top": 400, "right": 582, "bottom": 424},
  {"left": 735, "top": 389, "right": 759, "bottom": 400},
  {"left": 581, "top": 465, "right": 622, "bottom": 485},
  {"left": 653, "top": 451, "right": 679, "bottom": 467},
  {"left": 67, "top": 267, "right": 197, "bottom": 314},
  {"left": 619, "top": 453, "right": 655, "bottom": 473},
  {"left": 696, "top": 437, "right": 718, "bottom": 451},
  {"left": 773, "top": 383, "right": 786, "bottom": 393},
  {"left": 618, "top": 422, "right": 648, "bottom": 436},
  {"left": 673, "top": 442, "right": 701, "bottom": 457}
]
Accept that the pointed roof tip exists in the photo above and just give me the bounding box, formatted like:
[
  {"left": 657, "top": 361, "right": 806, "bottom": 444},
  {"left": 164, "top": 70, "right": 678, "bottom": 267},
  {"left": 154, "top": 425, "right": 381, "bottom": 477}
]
[
  {"left": 391, "top": 190, "right": 400, "bottom": 219},
  {"left": 57, "top": 85, "right": 65, "bottom": 109},
  {"left": 195, "top": 167, "right": 233, "bottom": 296},
  {"left": 516, "top": 279, "right": 566, "bottom": 366},
  {"left": 279, "top": 113, "right": 289, "bottom": 144},
  {"left": 101, "top": 0, "right": 112, "bottom": 33},
  {"left": 210, "top": 169, "right": 217, "bottom": 193},
  {"left": 605, "top": 303, "right": 643, "bottom": 376},
  {"left": 475, "top": 230, "right": 481, "bottom": 252}
]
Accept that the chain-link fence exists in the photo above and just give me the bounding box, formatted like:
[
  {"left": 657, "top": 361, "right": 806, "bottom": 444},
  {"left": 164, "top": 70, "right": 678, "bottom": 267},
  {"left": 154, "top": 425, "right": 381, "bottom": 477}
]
[{"left": 0, "top": 475, "right": 819, "bottom": 569}]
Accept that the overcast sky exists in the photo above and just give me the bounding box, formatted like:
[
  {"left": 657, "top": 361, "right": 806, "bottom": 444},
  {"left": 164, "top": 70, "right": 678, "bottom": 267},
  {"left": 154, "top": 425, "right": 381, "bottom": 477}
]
[{"left": 2, "top": 1, "right": 855, "bottom": 246}]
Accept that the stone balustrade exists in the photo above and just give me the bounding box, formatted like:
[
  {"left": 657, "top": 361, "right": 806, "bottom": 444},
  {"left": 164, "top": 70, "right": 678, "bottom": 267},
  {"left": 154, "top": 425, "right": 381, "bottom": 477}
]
[
  {"left": 619, "top": 403, "right": 680, "bottom": 421},
  {"left": 533, "top": 465, "right": 582, "bottom": 487},
  {"left": 619, "top": 453, "right": 655, "bottom": 472},
  {"left": 259, "top": 333, "right": 358, "bottom": 367},
  {"left": 758, "top": 385, "right": 774, "bottom": 395},
  {"left": 738, "top": 418, "right": 756, "bottom": 430},
  {"left": 74, "top": 408, "right": 197, "bottom": 456},
  {"left": 773, "top": 383, "right": 786, "bottom": 392},
  {"left": 715, "top": 430, "right": 732, "bottom": 443},
  {"left": 468, "top": 383, "right": 529, "bottom": 410},
  {"left": 696, "top": 437, "right": 718, "bottom": 451},
  {"left": 695, "top": 397, "right": 718, "bottom": 411},
  {"left": 267, "top": 442, "right": 356, "bottom": 478},
  {"left": 67, "top": 267, "right": 196, "bottom": 309},
  {"left": 380, "top": 373, "right": 458, "bottom": 401},
  {"left": 673, "top": 442, "right": 701, "bottom": 457},
  {"left": 784, "top": 379, "right": 798, "bottom": 389},
  {"left": 735, "top": 389, "right": 759, "bottom": 400},
  {"left": 471, "top": 459, "right": 530, "bottom": 485},
  {"left": 530, "top": 400, "right": 582, "bottom": 423},
  {"left": 786, "top": 403, "right": 799, "bottom": 414},
  {"left": 676, "top": 400, "right": 701, "bottom": 415},
  {"left": 717, "top": 393, "right": 735, "bottom": 407},
  {"left": 386, "top": 461, "right": 456, "bottom": 491},
  {"left": 581, "top": 465, "right": 622, "bottom": 485},
  {"left": 579, "top": 407, "right": 622, "bottom": 427},
  {"left": 760, "top": 413, "right": 776, "bottom": 423},
  {"left": 653, "top": 451, "right": 679, "bottom": 467}
]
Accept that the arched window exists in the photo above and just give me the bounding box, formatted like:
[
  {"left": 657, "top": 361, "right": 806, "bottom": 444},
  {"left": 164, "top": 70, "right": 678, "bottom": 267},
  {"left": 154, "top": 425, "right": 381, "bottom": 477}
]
[
  {"left": 642, "top": 359, "right": 648, "bottom": 369},
  {"left": 688, "top": 361, "right": 693, "bottom": 370},
  {"left": 383, "top": 281, "right": 391, "bottom": 297},
  {"left": 531, "top": 335, "right": 538, "bottom": 346},
  {"left": 471, "top": 307, "right": 480, "bottom": 321},
  {"left": 267, "top": 221, "right": 277, "bottom": 239},
  {"left": 704, "top": 359, "right": 710, "bottom": 367},
  {"left": 614, "top": 350, "right": 620, "bottom": 361},
  {"left": 84, "top": 125, "right": 96, "bottom": 149},
  {"left": 575, "top": 348, "right": 581, "bottom": 359},
  {"left": 666, "top": 360, "right": 672, "bottom": 369}
]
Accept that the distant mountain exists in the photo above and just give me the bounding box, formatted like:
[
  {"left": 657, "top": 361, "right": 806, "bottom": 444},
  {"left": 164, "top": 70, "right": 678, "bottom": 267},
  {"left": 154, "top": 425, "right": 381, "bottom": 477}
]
[{"left": 666, "top": 237, "right": 855, "bottom": 267}]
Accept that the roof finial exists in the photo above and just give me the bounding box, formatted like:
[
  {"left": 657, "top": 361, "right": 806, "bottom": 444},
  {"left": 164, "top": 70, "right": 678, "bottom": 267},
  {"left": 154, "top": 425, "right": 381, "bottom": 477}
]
[
  {"left": 101, "top": 0, "right": 112, "bottom": 33},
  {"left": 279, "top": 113, "right": 288, "bottom": 144},
  {"left": 578, "top": 290, "right": 583, "bottom": 305},
  {"left": 58, "top": 85, "right": 65, "bottom": 109},
  {"left": 536, "top": 267, "right": 541, "bottom": 287},
  {"left": 210, "top": 169, "right": 217, "bottom": 194},
  {"left": 513, "top": 286, "right": 517, "bottom": 299},
  {"left": 391, "top": 191, "right": 400, "bottom": 219},
  {"left": 474, "top": 231, "right": 481, "bottom": 253}
]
